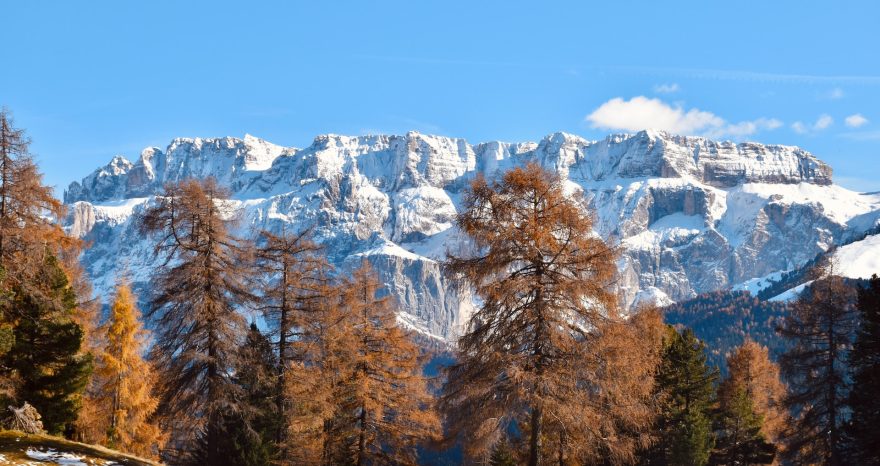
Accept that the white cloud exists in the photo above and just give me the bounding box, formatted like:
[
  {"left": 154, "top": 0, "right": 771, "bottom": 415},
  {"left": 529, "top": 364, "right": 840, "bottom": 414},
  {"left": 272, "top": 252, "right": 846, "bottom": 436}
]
[
  {"left": 585, "top": 96, "right": 782, "bottom": 139},
  {"left": 814, "top": 114, "right": 833, "bottom": 130},
  {"left": 653, "top": 83, "right": 680, "bottom": 94},
  {"left": 826, "top": 87, "right": 845, "bottom": 100},
  {"left": 791, "top": 114, "right": 834, "bottom": 134},
  {"left": 845, "top": 113, "right": 869, "bottom": 128}
]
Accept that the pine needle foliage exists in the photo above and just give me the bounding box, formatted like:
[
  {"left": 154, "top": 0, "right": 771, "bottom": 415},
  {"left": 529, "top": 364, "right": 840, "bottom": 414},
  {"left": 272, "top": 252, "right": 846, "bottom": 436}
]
[{"left": 4, "top": 254, "right": 92, "bottom": 436}]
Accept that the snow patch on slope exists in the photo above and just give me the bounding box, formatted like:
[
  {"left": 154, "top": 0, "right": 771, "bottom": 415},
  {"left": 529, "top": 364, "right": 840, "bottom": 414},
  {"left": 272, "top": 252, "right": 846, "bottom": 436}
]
[{"left": 833, "top": 234, "right": 880, "bottom": 279}]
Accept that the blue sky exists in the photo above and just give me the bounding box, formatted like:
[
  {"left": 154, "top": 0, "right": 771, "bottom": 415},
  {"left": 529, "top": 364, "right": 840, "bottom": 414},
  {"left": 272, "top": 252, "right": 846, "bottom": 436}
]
[{"left": 2, "top": 1, "right": 879, "bottom": 193}]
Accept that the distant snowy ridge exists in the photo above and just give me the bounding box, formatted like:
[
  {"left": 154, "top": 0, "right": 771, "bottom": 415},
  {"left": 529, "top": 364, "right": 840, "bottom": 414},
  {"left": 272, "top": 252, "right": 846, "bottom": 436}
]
[{"left": 64, "top": 130, "right": 880, "bottom": 342}]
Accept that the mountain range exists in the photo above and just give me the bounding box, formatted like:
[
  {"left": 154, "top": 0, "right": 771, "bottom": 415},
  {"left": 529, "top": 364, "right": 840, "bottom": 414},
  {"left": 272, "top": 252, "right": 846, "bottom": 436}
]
[{"left": 63, "top": 130, "right": 880, "bottom": 342}]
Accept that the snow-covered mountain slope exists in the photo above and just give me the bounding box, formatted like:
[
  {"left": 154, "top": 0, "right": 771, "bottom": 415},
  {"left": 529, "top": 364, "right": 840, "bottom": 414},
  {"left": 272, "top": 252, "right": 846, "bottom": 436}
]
[
  {"left": 833, "top": 233, "right": 880, "bottom": 279},
  {"left": 64, "top": 130, "right": 880, "bottom": 342}
]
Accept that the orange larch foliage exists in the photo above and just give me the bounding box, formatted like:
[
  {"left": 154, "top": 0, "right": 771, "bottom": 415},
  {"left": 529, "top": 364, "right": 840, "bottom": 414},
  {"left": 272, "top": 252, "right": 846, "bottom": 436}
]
[
  {"left": 87, "top": 283, "right": 166, "bottom": 459},
  {"left": 442, "top": 163, "right": 658, "bottom": 465}
]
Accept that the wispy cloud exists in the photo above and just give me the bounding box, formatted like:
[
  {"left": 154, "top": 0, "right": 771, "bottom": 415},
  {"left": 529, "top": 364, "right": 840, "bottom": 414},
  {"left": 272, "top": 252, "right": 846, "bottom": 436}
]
[
  {"left": 585, "top": 96, "right": 782, "bottom": 139},
  {"left": 353, "top": 55, "right": 880, "bottom": 85},
  {"left": 653, "top": 83, "right": 680, "bottom": 94},
  {"left": 607, "top": 65, "right": 880, "bottom": 85},
  {"left": 792, "top": 114, "right": 834, "bottom": 134},
  {"left": 845, "top": 113, "right": 869, "bottom": 128},
  {"left": 840, "top": 130, "right": 880, "bottom": 141},
  {"left": 814, "top": 114, "right": 834, "bottom": 130},
  {"left": 820, "top": 87, "right": 845, "bottom": 100}
]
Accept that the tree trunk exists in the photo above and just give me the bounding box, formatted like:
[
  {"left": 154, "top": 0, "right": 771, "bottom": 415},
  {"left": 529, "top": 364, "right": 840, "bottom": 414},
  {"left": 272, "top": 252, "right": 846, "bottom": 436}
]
[
  {"left": 827, "top": 305, "right": 839, "bottom": 466},
  {"left": 529, "top": 405, "right": 543, "bottom": 466},
  {"left": 357, "top": 405, "right": 367, "bottom": 466},
  {"left": 277, "top": 263, "right": 289, "bottom": 444},
  {"left": 558, "top": 430, "right": 565, "bottom": 466}
]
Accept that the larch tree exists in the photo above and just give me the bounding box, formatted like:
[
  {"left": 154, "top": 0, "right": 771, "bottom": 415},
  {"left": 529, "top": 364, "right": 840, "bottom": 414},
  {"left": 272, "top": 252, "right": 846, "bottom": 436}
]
[
  {"left": 283, "top": 280, "right": 351, "bottom": 465},
  {"left": 845, "top": 274, "right": 880, "bottom": 463},
  {"left": 777, "top": 273, "right": 857, "bottom": 466},
  {"left": 0, "top": 109, "right": 82, "bottom": 402},
  {"left": 253, "top": 227, "right": 328, "bottom": 446},
  {"left": 441, "top": 163, "right": 642, "bottom": 465},
  {"left": 543, "top": 306, "right": 666, "bottom": 465},
  {"left": 0, "top": 109, "right": 72, "bottom": 286},
  {"left": 328, "top": 261, "right": 440, "bottom": 465},
  {"left": 139, "top": 178, "right": 255, "bottom": 462},
  {"left": 189, "top": 323, "right": 279, "bottom": 466},
  {"left": 719, "top": 340, "right": 788, "bottom": 452},
  {"left": 88, "top": 282, "right": 165, "bottom": 459}
]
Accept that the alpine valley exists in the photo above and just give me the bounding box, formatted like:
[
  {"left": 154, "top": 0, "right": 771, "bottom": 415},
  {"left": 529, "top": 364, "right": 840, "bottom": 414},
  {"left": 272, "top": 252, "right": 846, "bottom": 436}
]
[{"left": 64, "top": 130, "right": 880, "bottom": 343}]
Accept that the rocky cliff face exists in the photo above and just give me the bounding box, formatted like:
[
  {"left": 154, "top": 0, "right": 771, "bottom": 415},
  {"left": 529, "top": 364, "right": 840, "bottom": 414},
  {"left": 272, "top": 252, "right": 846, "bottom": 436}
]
[{"left": 63, "top": 130, "right": 880, "bottom": 342}]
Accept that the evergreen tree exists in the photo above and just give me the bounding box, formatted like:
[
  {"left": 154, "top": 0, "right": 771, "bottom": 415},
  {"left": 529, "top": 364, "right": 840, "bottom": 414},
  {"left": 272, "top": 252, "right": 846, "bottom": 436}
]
[
  {"left": 777, "top": 274, "right": 856, "bottom": 465},
  {"left": 328, "top": 262, "right": 440, "bottom": 465},
  {"left": 87, "top": 283, "right": 165, "bottom": 459},
  {"left": 845, "top": 274, "right": 880, "bottom": 463},
  {"left": 140, "top": 178, "right": 254, "bottom": 461},
  {"left": 189, "top": 323, "right": 279, "bottom": 466},
  {"left": 0, "top": 267, "right": 14, "bottom": 398},
  {"left": 441, "top": 164, "right": 655, "bottom": 465},
  {"left": 4, "top": 253, "right": 92, "bottom": 435},
  {"left": 0, "top": 110, "right": 81, "bottom": 404},
  {"left": 711, "top": 386, "right": 775, "bottom": 465},
  {"left": 488, "top": 437, "right": 518, "bottom": 466},
  {"left": 649, "top": 327, "right": 717, "bottom": 466}
]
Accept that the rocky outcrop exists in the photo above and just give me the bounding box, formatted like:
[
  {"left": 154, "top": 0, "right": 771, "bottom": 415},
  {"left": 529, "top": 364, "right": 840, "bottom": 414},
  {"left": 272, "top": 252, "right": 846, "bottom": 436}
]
[{"left": 64, "top": 130, "right": 880, "bottom": 342}]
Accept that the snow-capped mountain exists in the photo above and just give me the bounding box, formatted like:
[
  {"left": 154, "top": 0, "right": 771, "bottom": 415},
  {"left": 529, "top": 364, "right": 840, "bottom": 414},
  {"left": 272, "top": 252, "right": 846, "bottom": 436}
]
[{"left": 64, "top": 130, "right": 880, "bottom": 342}]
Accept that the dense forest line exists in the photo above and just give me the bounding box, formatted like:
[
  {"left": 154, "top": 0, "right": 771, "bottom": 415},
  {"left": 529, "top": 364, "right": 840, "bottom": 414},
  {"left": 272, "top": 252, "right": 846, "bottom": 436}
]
[
  {"left": 0, "top": 110, "right": 878, "bottom": 465},
  {"left": 664, "top": 290, "right": 791, "bottom": 371}
]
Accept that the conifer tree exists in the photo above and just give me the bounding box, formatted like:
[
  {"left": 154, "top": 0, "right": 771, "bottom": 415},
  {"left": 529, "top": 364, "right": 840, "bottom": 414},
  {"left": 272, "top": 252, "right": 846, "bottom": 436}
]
[
  {"left": 0, "top": 109, "right": 71, "bottom": 286},
  {"left": 87, "top": 283, "right": 165, "bottom": 459},
  {"left": 488, "top": 437, "right": 518, "bottom": 466},
  {"left": 189, "top": 323, "right": 279, "bottom": 466},
  {"left": 328, "top": 262, "right": 440, "bottom": 465},
  {"left": 253, "top": 227, "right": 327, "bottom": 447},
  {"left": 0, "top": 110, "right": 82, "bottom": 403},
  {"left": 140, "top": 178, "right": 254, "bottom": 461},
  {"left": 711, "top": 386, "right": 775, "bottom": 465},
  {"left": 649, "top": 327, "right": 717, "bottom": 466},
  {"left": 720, "top": 340, "right": 788, "bottom": 451},
  {"left": 441, "top": 164, "right": 649, "bottom": 465},
  {"left": 777, "top": 274, "right": 857, "bottom": 465},
  {"left": 3, "top": 253, "right": 92, "bottom": 435},
  {"left": 845, "top": 274, "right": 880, "bottom": 463},
  {"left": 0, "top": 267, "right": 14, "bottom": 399},
  {"left": 284, "top": 281, "right": 351, "bottom": 465}
]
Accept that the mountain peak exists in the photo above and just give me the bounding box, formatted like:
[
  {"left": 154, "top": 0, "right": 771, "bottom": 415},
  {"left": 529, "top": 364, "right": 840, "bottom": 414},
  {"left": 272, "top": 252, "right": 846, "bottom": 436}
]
[{"left": 63, "top": 129, "right": 878, "bottom": 341}]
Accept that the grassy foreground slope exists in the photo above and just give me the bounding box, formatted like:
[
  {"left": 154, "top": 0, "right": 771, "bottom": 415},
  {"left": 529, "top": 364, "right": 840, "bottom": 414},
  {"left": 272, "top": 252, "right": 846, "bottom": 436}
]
[{"left": 0, "top": 431, "right": 158, "bottom": 465}]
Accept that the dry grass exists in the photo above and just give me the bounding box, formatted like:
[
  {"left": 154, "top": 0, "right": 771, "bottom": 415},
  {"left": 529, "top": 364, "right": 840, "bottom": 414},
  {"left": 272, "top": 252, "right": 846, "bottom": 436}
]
[{"left": 0, "top": 430, "right": 159, "bottom": 465}]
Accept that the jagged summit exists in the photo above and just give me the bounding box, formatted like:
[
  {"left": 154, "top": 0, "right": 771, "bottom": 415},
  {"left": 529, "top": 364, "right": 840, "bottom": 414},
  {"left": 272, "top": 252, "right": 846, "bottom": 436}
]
[
  {"left": 63, "top": 130, "right": 875, "bottom": 342},
  {"left": 66, "top": 130, "right": 832, "bottom": 204}
]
